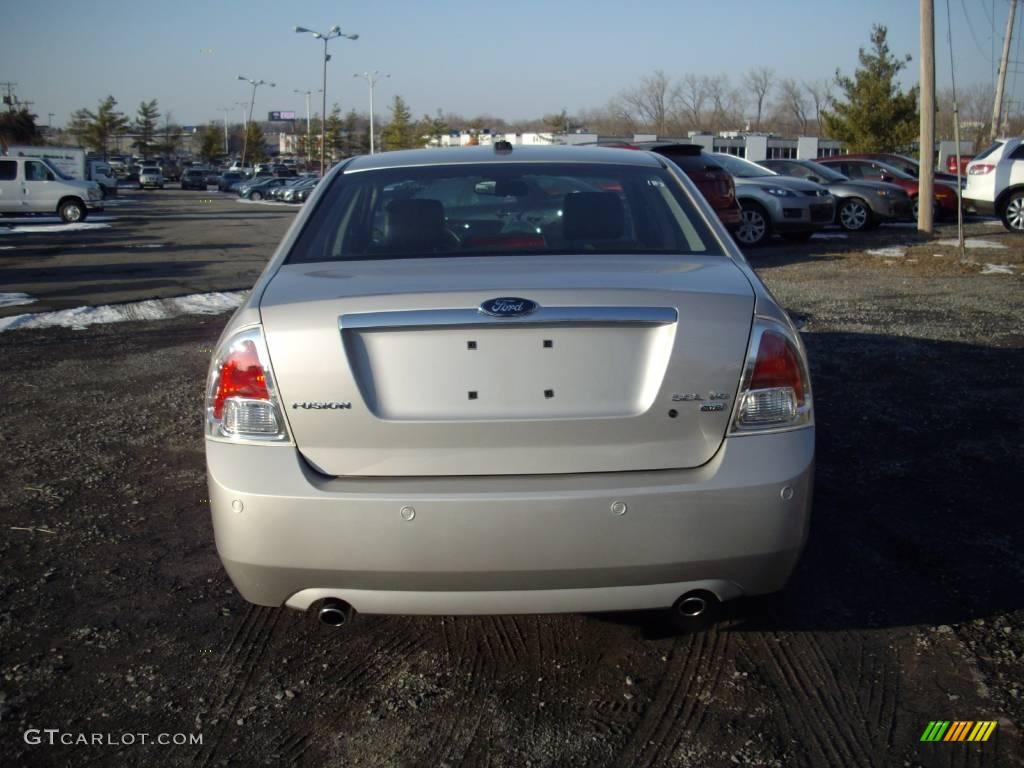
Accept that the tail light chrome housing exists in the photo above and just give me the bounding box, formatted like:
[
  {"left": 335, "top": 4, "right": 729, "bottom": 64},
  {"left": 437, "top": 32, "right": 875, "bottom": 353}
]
[
  {"left": 205, "top": 326, "right": 292, "bottom": 443},
  {"left": 729, "top": 316, "right": 813, "bottom": 435}
]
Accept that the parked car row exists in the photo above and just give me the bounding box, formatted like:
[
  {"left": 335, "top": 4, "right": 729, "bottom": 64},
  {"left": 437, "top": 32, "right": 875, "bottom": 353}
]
[{"left": 600, "top": 142, "right": 1021, "bottom": 246}]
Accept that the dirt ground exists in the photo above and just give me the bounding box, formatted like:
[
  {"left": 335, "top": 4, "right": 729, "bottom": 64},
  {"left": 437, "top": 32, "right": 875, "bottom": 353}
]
[{"left": 0, "top": 216, "right": 1021, "bottom": 767}]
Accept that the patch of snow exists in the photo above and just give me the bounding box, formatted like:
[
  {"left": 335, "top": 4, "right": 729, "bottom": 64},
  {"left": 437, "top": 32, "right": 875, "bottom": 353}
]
[
  {"left": 126, "top": 244, "right": 166, "bottom": 249},
  {"left": 981, "top": 220, "right": 1004, "bottom": 226},
  {"left": 0, "top": 291, "right": 247, "bottom": 332},
  {"left": 980, "top": 263, "right": 1015, "bottom": 275},
  {"left": 866, "top": 246, "right": 907, "bottom": 258},
  {"left": 236, "top": 198, "right": 292, "bottom": 207},
  {"left": 0, "top": 245, "right": 15, "bottom": 250},
  {"left": 811, "top": 233, "right": 848, "bottom": 240},
  {"left": 0, "top": 292, "right": 36, "bottom": 308},
  {"left": 0, "top": 222, "right": 111, "bottom": 234},
  {"left": 936, "top": 238, "right": 1008, "bottom": 250}
]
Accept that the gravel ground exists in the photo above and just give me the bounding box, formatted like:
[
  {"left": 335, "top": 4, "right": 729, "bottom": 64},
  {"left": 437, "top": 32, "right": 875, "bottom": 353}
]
[{"left": 0, "top": 216, "right": 1021, "bottom": 768}]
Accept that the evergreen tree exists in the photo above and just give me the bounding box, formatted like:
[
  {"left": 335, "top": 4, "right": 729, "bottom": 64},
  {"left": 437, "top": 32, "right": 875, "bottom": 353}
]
[
  {"left": 419, "top": 109, "right": 449, "bottom": 146},
  {"left": 134, "top": 99, "right": 160, "bottom": 158},
  {"left": 381, "top": 95, "right": 419, "bottom": 150},
  {"left": 243, "top": 122, "right": 267, "bottom": 163},
  {"left": 199, "top": 123, "right": 221, "bottom": 161},
  {"left": 67, "top": 96, "right": 129, "bottom": 157},
  {"left": 822, "top": 25, "right": 919, "bottom": 152},
  {"left": 324, "top": 104, "right": 344, "bottom": 160},
  {"left": 0, "top": 108, "right": 41, "bottom": 147},
  {"left": 342, "top": 109, "right": 368, "bottom": 156}
]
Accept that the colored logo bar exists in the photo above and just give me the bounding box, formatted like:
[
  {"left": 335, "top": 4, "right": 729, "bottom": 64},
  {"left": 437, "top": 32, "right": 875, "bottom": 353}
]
[{"left": 920, "top": 721, "right": 997, "bottom": 742}]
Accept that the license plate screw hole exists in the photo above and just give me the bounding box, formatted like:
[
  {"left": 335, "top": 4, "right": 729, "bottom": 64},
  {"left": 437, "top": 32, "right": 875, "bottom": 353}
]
[
  {"left": 468, "top": 391, "right": 478, "bottom": 400},
  {"left": 467, "top": 341, "right": 477, "bottom": 350}
]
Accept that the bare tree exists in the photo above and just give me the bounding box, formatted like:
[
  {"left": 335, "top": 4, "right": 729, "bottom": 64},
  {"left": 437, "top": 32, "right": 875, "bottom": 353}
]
[
  {"left": 615, "top": 70, "right": 678, "bottom": 136},
  {"left": 803, "top": 79, "right": 833, "bottom": 136},
  {"left": 778, "top": 78, "right": 810, "bottom": 134},
  {"left": 677, "top": 74, "right": 710, "bottom": 132},
  {"left": 706, "top": 75, "right": 745, "bottom": 133},
  {"left": 743, "top": 67, "right": 774, "bottom": 131}
]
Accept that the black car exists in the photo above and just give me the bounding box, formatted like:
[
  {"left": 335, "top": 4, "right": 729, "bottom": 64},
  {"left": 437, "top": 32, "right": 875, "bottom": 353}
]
[
  {"left": 180, "top": 168, "right": 209, "bottom": 190},
  {"left": 218, "top": 172, "right": 247, "bottom": 192}
]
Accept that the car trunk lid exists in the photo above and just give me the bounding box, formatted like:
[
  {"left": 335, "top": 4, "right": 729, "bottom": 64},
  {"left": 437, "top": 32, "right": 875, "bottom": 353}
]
[{"left": 260, "top": 254, "right": 754, "bottom": 476}]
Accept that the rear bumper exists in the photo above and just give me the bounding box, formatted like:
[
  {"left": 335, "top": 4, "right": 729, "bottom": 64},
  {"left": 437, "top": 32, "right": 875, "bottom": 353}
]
[
  {"left": 964, "top": 198, "right": 996, "bottom": 217},
  {"left": 207, "top": 428, "right": 814, "bottom": 614}
]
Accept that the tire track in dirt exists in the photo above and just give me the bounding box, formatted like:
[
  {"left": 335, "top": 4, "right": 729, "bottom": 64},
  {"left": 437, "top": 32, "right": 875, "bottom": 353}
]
[
  {"left": 428, "top": 618, "right": 500, "bottom": 768},
  {"left": 193, "top": 604, "right": 278, "bottom": 767},
  {"left": 754, "top": 632, "right": 877, "bottom": 768},
  {"left": 612, "top": 625, "right": 731, "bottom": 767}
]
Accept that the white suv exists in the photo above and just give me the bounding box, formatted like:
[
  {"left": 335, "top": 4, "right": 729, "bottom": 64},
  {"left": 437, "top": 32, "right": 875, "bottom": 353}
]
[{"left": 963, "top": 138, "right": 1024, "bottom": 231}]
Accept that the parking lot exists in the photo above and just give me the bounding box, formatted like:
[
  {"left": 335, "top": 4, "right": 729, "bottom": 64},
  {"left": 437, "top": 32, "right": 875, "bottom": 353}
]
[{"left": 0, "top": 191, "right": 1022, "bottom": 767}]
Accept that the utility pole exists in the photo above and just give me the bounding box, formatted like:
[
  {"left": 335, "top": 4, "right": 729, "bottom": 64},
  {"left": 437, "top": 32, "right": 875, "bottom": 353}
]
[
  {"left": 919, "top": 0, "right": 936, "bottom": 234},
  {"left": 1, "top": 82, "right": 17, "bottom": 111},
  {"left": 991, "top": 0, "right": 1017, "bottom": 140}
]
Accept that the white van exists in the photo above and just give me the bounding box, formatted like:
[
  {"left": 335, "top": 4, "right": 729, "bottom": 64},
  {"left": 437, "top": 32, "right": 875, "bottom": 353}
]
[
  {"left": 5, "top": 146, "right": 118, "bottom": 197},
  {"left": 0, "top": 156, "right": 104, "bottom": 222}
]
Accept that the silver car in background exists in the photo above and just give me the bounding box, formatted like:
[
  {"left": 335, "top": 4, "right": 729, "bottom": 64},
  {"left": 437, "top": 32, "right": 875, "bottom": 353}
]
[
  {"left": 138, "top": 166, "right": 164, "bottom": 190},
  {"left": 712, "top": 152, "right": 834, "bottom": 247},
  {"left": 205, "top": 145, "right": 814, "bottom": 630}
]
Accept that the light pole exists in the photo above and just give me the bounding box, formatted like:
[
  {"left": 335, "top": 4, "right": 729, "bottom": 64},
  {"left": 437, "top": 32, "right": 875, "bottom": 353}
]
[
  {"left": 218, "top": 107, "right": 231, "bottom": 154},
  {"left": 237, "top": 75, "right": 275, "bottom": 169},
  {"left": 294, "top": 88, "right": 321, "bottom": 167},
  {"left": 354, "top": 71, "right": 389, "bottom": 154},
  {"left": 295, "top": 24, "right": 359, "bottom": 175}
]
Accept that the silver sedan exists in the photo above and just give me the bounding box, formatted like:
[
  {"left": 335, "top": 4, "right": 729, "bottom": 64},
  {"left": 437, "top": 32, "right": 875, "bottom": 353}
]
[{"left": 205, "top": 145, "right": 814, "bottom": 630}]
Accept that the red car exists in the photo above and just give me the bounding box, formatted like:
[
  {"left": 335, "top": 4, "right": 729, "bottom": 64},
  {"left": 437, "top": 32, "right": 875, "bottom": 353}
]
[
  {"left": 817, "top": 157, "right": 960, "bottom": 218},
  {"left": 599, "top": 142, "right": 742, "bottom": 230},
  {"left": 947, "top": 154, "right": 973, "bottom": 175}
]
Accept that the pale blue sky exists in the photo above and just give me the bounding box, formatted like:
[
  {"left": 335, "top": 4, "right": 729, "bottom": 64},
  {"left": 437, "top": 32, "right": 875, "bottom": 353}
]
[{"left": 1, "top": 0, "right": 1019, "bottom": 126}]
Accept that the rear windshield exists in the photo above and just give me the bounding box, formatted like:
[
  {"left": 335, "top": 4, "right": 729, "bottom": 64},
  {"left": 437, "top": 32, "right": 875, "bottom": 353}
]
[
  {"left": 287, "top": 162, "right": 720, "bottom": 263},
  {"left": 973, "top": 141, "right": 1003, "bottom": 161}
]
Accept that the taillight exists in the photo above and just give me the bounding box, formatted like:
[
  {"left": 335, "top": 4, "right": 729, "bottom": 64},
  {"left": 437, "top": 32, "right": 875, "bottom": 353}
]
[
  {"left": 206, "top": 327, "right": 290, "bottom": 442},
  {"left": 730, "top": 318, "right": 812, "bottom": 433},
  {"left": 969, "top": 164, "right": 995, "bottom": 175}
]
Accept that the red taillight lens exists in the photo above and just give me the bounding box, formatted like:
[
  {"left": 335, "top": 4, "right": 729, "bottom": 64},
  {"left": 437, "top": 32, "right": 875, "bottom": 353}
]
[
  {"left": 969, "top": 164, "right": 995, "bottom": 175},
  {"left": 750, "top": 331, "right": 804, "bottom": 405},
  {"left": 212, "top": 339, "right": 269, "bottom": 418}
]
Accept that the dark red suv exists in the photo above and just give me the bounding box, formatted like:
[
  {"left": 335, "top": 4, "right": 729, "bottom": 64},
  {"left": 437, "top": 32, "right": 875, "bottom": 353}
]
[{"left": 598, "top": 142, "right": 742, "bottom": 230}]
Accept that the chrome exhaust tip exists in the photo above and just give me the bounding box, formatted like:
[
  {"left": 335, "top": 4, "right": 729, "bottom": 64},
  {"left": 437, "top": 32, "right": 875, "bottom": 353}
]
[
  {"left": 669, "top": 590, "right": 719, "bottom": 631},
  {"left": 677, "top": 595, "right": 708, "bottom": 618},
  {"left": 318, "top": 598, "right": 353, "bottom": 627}
]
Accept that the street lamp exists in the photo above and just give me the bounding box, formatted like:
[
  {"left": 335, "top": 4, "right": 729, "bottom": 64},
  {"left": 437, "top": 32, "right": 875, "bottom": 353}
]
[
  {"left": 237, "top": 75, "right": 275, "bottom": 168},
  {"left": 218, "top": 107, "right": 231, "bottom": 154},
  {"left": 295, "top": 24, "right": 359, "bottom": 176},
  {"left": 293, "top": 88, "right": 321, "bottom": 167},
  {"left": 353, "top": 71, "right": 389, "bottom": 154}
]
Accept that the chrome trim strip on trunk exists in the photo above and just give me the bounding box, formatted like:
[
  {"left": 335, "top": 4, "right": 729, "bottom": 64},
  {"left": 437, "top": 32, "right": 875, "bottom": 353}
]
[{"left": 339, "top": 306, "right": 678, "bottom": 331}]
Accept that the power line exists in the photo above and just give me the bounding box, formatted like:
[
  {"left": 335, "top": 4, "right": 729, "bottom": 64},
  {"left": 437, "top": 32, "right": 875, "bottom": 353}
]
[{"left": 962, "top": 0, "right": 990, "bottom": 60}]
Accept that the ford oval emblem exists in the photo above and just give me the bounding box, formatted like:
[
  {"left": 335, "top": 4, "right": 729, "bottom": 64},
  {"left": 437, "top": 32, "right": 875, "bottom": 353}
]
[{"left": 479, "top": 297, "right": 538, "bottom": 318}]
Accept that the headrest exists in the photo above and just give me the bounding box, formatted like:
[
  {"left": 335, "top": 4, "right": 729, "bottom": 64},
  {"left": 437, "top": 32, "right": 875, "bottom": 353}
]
[
  {"left": 384, "top": 198, "right": 446, "bottom": 250},
  {"left": 562, "top": 191, "right": 625, "bottom": 241}
]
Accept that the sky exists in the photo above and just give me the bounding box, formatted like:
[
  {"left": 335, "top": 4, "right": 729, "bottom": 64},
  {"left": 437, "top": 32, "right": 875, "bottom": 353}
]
[{"left": 1, "top": 0, "right": 1021, "bottom": 128}]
